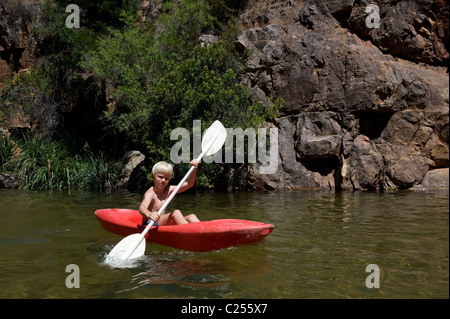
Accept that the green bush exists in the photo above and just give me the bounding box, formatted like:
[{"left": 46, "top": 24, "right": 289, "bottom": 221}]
[{"left": 84, "top": 0, "right": 282, "bottom": 187}]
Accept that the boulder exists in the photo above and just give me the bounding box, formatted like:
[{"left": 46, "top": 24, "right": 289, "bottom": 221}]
[
  {"left": 413, "top": 167, "right": 449, "bottom": 189},
  {"left": 116, "top": 151, "right": 146, "bottom": 189},
  {"left": 0, "top": 173, "right": 17, "bottom": 188},
  {"left": 295, "top": 112, "right": 343, "bottom": 159}
]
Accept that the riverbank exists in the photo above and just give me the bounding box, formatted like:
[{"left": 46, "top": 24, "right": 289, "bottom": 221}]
[{"left": 1, "top": 133, "right": 448, "bottom": 191}]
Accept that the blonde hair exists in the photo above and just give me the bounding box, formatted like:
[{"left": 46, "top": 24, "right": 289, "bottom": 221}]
[{"left": 152, "top": 161, "right": 173, "bottom": 177}]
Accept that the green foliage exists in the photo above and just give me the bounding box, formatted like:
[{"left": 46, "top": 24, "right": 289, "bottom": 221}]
[
  {"left": 0, "top": 135, "right": 118, "bottom": 190},
  {"left": 34, "top": 0, "right": 140, "bottom": 98},
  {"left": 0, "top": 69, "right": 60, "bottom": 138},
  {"left": 84, "top": 0, "right": 283, "bottom": 187},
  {"left": 35, "top": 1, "right": 94, "bottom": 83},
  {"left": 0, "top": 135, "right": 14, "bottom": 167},
  {"left": 72, "top": 150, "right": 119, "bottom": 190},
  {"left": 157, "top": 0, "right": 215, "bottom": 61},
  {"left": 84, "top": 26, "right": 159, "bottom": 113}
]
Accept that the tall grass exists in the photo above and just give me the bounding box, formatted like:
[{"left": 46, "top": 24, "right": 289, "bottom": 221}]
[
  {"left": 0, "top": 135, "right": 119, "bottom": 190},
  {"left": 0, "top": 134, "right": 14, "bottom": 168}
]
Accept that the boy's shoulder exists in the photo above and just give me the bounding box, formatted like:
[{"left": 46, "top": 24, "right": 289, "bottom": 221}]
[{"left": 144, "top": 186, "right": 155, "bottom": 195}]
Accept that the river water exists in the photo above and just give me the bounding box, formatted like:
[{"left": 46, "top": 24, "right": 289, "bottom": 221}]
[{"left": 0, "top": 188, "right": 448, "bottom": 299}]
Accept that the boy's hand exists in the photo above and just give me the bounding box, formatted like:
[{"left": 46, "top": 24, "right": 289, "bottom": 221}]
[
  {"left": 148, "top": 211, "right": 160, "bottom": 223},
  {"left": 190, "top": 159, "right": 199, "bottom": 168}
]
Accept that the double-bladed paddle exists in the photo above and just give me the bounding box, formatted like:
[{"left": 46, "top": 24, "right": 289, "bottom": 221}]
[{"left": 108, "top": 120, "right": 227, "bottom": 260}]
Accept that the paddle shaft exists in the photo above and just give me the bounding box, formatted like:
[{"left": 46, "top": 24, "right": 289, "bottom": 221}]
[{"left": 121, "top": 133, "right": 220, "bottom": 260}]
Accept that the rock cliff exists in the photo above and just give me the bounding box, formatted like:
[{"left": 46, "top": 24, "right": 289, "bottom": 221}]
[
  {"left": 0, "top": 0, "right": 38, "bottom": 82},
  {"left": 238, "top": 0, "right": 448, "bottom": 191}
]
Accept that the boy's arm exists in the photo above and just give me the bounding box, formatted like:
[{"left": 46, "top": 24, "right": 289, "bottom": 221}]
[
  {"left": 139, "top": 189, "right": 158, "bottom": 222},
  {"left": 174, "top": 159, "right": 199, "bottom": 193}
]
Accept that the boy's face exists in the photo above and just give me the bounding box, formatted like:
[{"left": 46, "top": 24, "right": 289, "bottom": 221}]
[{"left": 153, "top": 173, "right": 171, "bottom": 188}]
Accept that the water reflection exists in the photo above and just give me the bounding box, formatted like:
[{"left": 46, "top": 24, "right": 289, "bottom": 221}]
[
  {"left": 131, "top": 256, "right": 231, "bottom": 294},
  {"left": 104, "top": 244, "right": 274, "bottom": 298}
]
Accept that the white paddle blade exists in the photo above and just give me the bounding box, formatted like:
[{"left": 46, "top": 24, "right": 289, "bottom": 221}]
[
  {"left": 108, "top": 234, "right": 146, "bottom": 260},
  {"left": 202, "top": 120, "right": 227, "bottom": 156}
]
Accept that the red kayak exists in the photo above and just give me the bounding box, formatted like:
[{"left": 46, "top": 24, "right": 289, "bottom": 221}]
[{"left": 95, "top": 208, "right": 274, "bottom": 252}]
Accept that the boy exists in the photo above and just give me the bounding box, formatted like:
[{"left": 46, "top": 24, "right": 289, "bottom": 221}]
[{"left": 139, "top": 160, "right": 200, "bottom": 226}]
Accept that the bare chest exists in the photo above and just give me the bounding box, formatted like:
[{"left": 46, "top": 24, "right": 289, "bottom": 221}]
[{"left": 150, "top": 189, "right": 170, "bottom": 212}]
